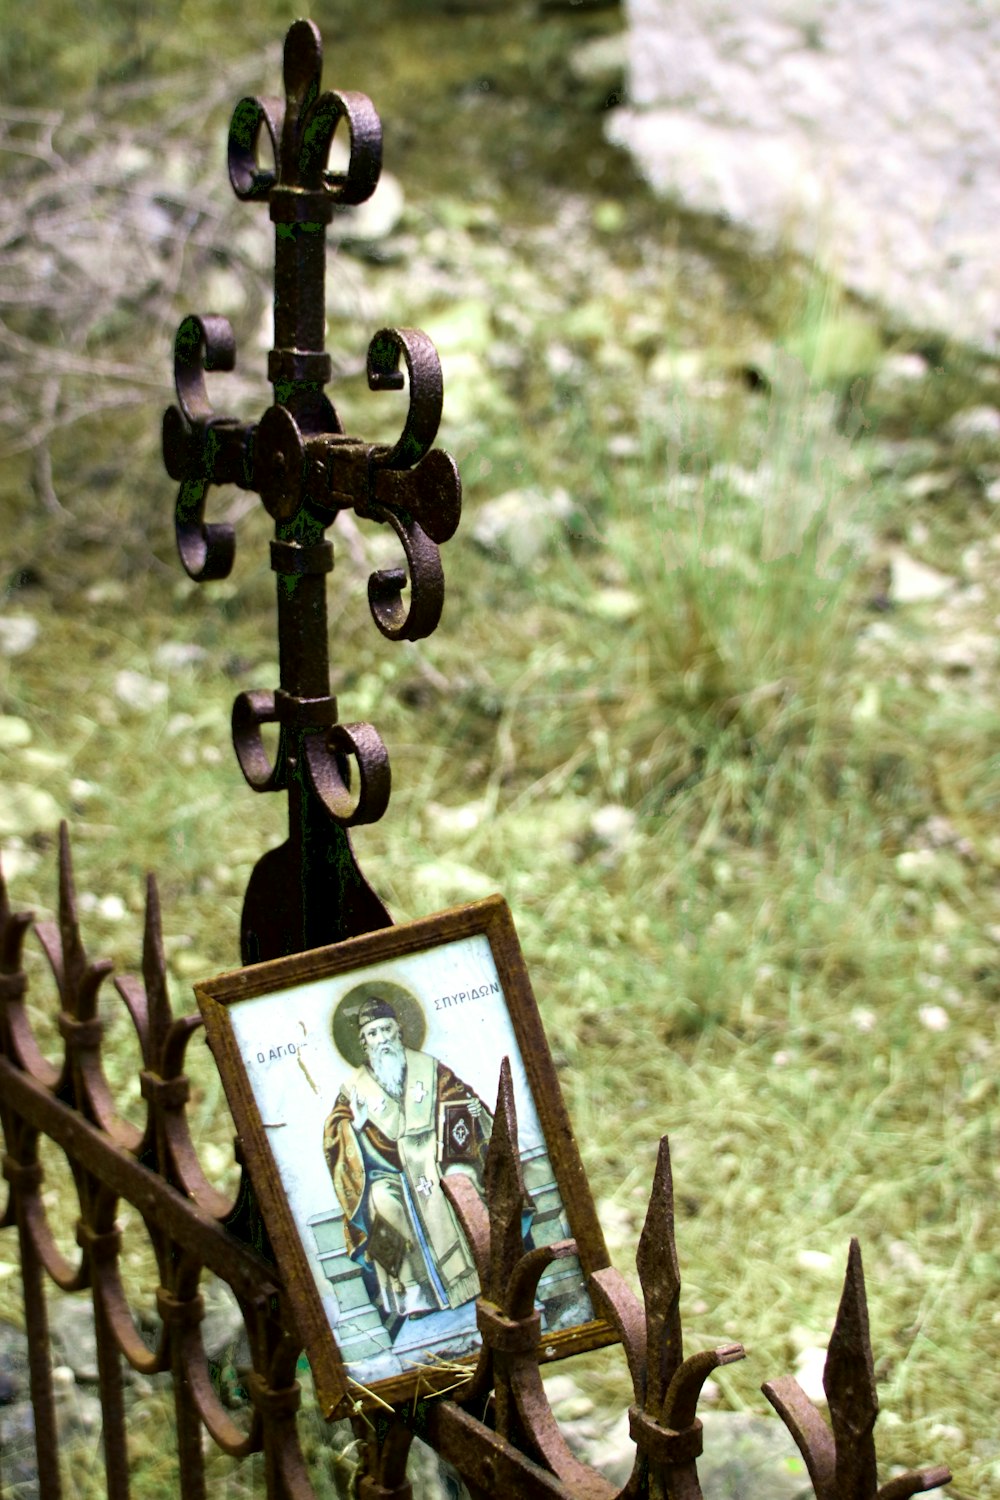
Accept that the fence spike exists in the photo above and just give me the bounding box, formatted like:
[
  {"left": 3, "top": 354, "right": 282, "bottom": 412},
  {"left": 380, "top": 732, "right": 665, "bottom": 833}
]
[
  {"left": 114, "top": 874, "right": 168, "bottom": 1065},
  {"left": 484, "top": 1056, "right": 531, "bottom": 1299},
  {"left": 764, "top": 1240, "right": 951, "bottom": 1500},
  {"left": 141, "top": 873, "right": 173, "bottom": 1065},
  {"left": 636, "top": 1135, "right": 682, "bottom": 1415},
  {"left": 47, "top": 820, "right": 112, "bottom": 1023},
  {"left": 57, "top": 820, "right": 83, "bottom": 999},
  {"left": 0, "top": 851, "right": 32, "bottom": 976},
  {"left": 825, "top": 1237, "right": 879, "bottom": 1500}
]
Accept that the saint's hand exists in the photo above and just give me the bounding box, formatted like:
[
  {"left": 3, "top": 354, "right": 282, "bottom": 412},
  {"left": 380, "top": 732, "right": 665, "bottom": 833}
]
[
  {"left": 467, "top": 1097, "right": 483, "bottom": 1119},
  {"left": 350, "top": 1087, "right": 369, "bottom": 1132}
]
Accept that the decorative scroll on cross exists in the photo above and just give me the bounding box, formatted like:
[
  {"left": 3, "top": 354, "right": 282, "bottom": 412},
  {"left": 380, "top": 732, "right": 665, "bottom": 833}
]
[{"left": 162, "top": 20, "right": 461, "bottom": 966}]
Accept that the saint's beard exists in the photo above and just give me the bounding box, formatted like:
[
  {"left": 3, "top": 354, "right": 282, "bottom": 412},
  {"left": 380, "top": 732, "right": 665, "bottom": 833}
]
[{"left": 366, "top": 1036, "right": 406, "bottom": 1100}]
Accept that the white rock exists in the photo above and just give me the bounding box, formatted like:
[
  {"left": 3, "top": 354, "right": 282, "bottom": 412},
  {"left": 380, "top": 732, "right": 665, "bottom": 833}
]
[
  {"left": 568, "top": 31, "right": 628, "bottom": 87},
  {"left": 546, "top": 343, "right": 579, "bottom": 378},
  {"left": 796, "top": 1248, "right": 835, "bottom": 1274},
  {"left": 887, "top": 1239, "right": 926, "bottom": 1277},
  {"left": 0, "top": 844, "right": 38, "bottom": 880},
  {"left": 928, "top": 1422, "right": 965, "bottom": 1446},
  {"left": 793, "top": 1345, "right": 828, "bottom": 1404},
  {"left": 700, "top": 1409, "right": 817, "bottom": 1498},
  {"left": 22, "top": 750, "right": 66, "bottom": 777},
  {"left": 425, "top": 801, "right": 487, "bottom": 836},
  {"left": 330, "top": 170, "right": 405, "bottom": 244},
  {"left": 85, "top": 581, "right": 128, "bottom": 605},
  {"left": 594, "top": 1198, "right": 634, "bottom": 1252},
  {"left": 0, "top": 617, "right": 39, "bottom": 655},
  {"left": 114, "top": 670, "right": 168, "bottom": 712},
  {"left": 889, "top": 551, "right": 955, "bottom": 604},
  {"left": 851, "top": 683, "right": 880, "bottom": 722},
  {"left": 895, "top": 848, "right": 942, "bottom": 882},
  {"left": 918, "top": 1004, "right": 950, "bottom": 1032},
  {"left": 154, "top": 642, "right": 207, "bottom": 672},
  {"left": 935, "top": 632, "right": 994, "bottom": 672},
  {"left": 589, "top": 804, "right": 637, "bottom": 851},
  {"left": 877, "top": 351, "right": 929, "bottom": 385},
  {"left": 0, "top": 783, "right": 60, "bottom": 837},
  {"left": 472, "top": 488, "right": 574, "bottom": 567},
  {"left": 0, "top": 717, "right": 32, "bottom": 749},
  {"left": 553, "top": 1393, "right": 596, "bottom": 1422},
  {"left": 412, "top": 859, "right": 496, "bottom": 906},
  {"left": 591, "top": 587, "right": 641, "bottom": 622},
  {"left": 542, "top": 1374, "right": 583, "bottom": 1408},
  {"left": 611, "top": 0, "right": 1000, "bottom": 354},
  {"left": 710, "top": 462, "right": 772, "bottom": 502},
  {"left": 947, "top": 405, "right": 1000, "bottom": 441},
  {"left": 171, "top": 949, "right": 215, "bottom": 980},
  {"left": 901, "top": 471, "right": 956, "bottom": 501}
]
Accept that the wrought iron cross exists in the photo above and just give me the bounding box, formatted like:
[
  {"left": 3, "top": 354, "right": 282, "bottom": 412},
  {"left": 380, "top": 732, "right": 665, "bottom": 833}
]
[{"left": 162, "top": 20, "right": 461, "bottom": 966}]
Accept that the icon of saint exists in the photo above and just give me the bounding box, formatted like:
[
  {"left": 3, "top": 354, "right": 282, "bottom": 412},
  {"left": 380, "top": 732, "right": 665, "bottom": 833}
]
[{"left": 324, "top": 995, "right": 492, "bottom": 1332}]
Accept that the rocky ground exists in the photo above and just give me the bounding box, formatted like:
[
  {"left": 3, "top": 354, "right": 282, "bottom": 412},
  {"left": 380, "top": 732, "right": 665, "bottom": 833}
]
[{"left": 611, "top": 0, "right": 1000, "bottom": 355}]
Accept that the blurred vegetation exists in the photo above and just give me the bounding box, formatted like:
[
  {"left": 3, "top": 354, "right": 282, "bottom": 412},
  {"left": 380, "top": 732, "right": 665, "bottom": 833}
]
[{"left": 1, "top": 1, "right": 999, "bottom": 1496}]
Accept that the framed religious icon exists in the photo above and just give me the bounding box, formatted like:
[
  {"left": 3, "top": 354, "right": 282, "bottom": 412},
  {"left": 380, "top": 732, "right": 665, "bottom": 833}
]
[{"left": 195, "top": 895, "right": 616, "bottom": 1417}]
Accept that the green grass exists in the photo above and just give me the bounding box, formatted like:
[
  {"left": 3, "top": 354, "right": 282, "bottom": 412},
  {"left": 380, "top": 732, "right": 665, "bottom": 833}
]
[{"left": 2, "top": 3, "right": 999, "bottom": 1496}]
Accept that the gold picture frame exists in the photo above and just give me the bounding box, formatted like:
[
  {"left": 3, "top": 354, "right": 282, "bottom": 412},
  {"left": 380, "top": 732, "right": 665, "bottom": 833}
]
[{"left": 195, "top": 895, "right": 615, "bottom": 1417}]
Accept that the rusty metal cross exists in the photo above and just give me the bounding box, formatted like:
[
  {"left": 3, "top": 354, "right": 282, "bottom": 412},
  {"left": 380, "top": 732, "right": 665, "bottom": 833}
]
[{"left": 162, "top": 20, "right": 461, "bottom": 966}]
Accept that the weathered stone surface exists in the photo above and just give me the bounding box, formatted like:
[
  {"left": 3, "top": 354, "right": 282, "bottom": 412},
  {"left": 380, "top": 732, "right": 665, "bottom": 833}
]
[
  {"left": 471, "top": 487, "right": 575, "bottom": 566},
  {"left": 540, "top": 1374, "right": 812, "bottom": 1498},
  {"left": 608, "top": 0, "right": 1000, "bottom": 353}
]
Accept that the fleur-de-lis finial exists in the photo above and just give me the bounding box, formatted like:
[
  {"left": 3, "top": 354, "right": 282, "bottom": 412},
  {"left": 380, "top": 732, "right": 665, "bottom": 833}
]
[
  {"left": 763, "top": 1239, "right": 952, "bottom": 1500},
  {"left": 589, "top": 1137, "right": 744, "bottom": 1500},
  {"left": 162, "top": 20, "right": 462, "bottom": 964}
]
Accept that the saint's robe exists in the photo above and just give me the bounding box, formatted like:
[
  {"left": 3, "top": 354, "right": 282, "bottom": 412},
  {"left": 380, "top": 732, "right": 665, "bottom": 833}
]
[{"left": 324, "top": 1048, "right": 491, "bottom": 1320}]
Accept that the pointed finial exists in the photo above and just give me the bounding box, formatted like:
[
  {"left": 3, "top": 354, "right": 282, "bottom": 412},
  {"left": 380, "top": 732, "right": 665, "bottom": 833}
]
[
  {"left": 0, "top": 850, "right": 33, "bottom": 977},
  {"left": 824, "top": 1238, "right": 878, "bottom": 1500},
  {"left": 44, "top": 823, "right": 111, "bottom": 1022},
  {"left": 483, "top": 1057, "right": 531, "bottom": 1298},
  {"left": 115, "top": 873, "right": 174, "bottom": 1071},
  {"left": 57, "top": 820, "right": 82, "bottom": 995},
  {"left": 141, "top": 875, "right": 172, "bottom": 1066},
  {"left": 636, "top": 1135, "right": 683, "bottom": 1415}
]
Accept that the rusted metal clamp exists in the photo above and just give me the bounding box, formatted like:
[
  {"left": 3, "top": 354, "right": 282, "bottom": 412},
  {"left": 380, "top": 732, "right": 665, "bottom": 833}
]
[
  {"left": 269, "top": 538, "right": 334, "bottom": 576},
  {"left": 628, "top": 1406, "right": 703, "bottom": 1465},
  {"left": 0, "top": 972, "right": 27, "bottom": 1001},
  {"left": 2, "top": 1155, "right": 43, "bottom": 1191},
  {"left": 156, "top": 1286, "right": 206, "bottom": 1329},
  {"left": 246, "top": 1370, "right": 302, "bottom": 1421},
  {"left": 357, "top": 1478, "right": 413, "bottom": 1500},
  {"left": 476, "top": 1301, "right": 542, "bottom": 1355},
  {"left": 58, "top": 1011, "right": 103, "bottom": 1049},
  {"left": 139, "top": 1070, "right": 190, "bottom": 1111},
  {"left": 76, "top": 1222, "right": 122, "bottom": 1265}
]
